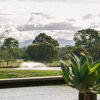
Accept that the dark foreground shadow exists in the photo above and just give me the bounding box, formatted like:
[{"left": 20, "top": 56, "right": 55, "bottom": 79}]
[{"left": 0, "top": 76, "right": 65, "bottom": 89}]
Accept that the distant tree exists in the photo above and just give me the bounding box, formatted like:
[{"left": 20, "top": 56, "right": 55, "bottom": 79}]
[
  {"left": 72, "top": 46, "right": 89, "bottom": 58},
  {"left": 24, "top": 42, "right": 59, "bottom": 62},
  {"left": 88, "top": 42, "right": 100, "bottom": 61},
  {"left": 59, "top": 46, "right": 74, "bottom": 60},
  {"left": 2, "top": 37, "right": 19, "bottom": 49},
  {"left": 33, "top": 33, "right": 59, "bottom": 47},
  {"left": 74, "top": 29, "right": 100, "bottom": 48},
  {"left": 9, "top": 48, "right": 20, "bottom": 59},
  {"left": 1, "top": 37, "right": 20, "bottom": 63},
  {"left": 74, "top": 29, "right": 100, "bottom": 61},
  {"left": 0, "top": 49, "right": 13, "bottom": 66},
  {"left": 60, "top": 46, "right": 88, "bottom": 60},
  {"left": 0, "top": 47, "right": 20, "bottom": 67},
  {"left": 18, "top": 47, "right": 27, "bottom": 59}
]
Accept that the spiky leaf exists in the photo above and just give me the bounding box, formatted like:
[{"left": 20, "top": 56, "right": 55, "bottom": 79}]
[
  {"left": 80, "top": 53, "right": 87, "bottom": 67},
  {"left": 80, "top": 62, "right": 89, "bottom": 81}
]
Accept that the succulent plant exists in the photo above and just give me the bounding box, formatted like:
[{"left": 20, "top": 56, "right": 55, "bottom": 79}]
[{"left": 61, "top": 53, "right": 100, "bottom": 100}]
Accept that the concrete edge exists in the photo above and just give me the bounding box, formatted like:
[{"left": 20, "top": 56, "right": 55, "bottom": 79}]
[
  {"left": 0, "top": 76, "right": 65, "bottom": 88},
  {"left": 0, "top": 76, "right": 63, "bottom": 83}
]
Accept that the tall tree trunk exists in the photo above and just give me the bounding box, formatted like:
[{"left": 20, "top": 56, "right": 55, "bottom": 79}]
[
  {"left": 84, "top": 92, "right": 97, "bottom": 100},
  {"left": 79, "top": 92, "right": 84, "bottom": 100},
  {"left": 7, "top": 61, "right": 8, "bottom": 67}
]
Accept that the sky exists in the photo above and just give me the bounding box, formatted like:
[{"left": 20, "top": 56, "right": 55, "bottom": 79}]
[{"left": 0, "top": 0, "right": 100, "bottom": 42}]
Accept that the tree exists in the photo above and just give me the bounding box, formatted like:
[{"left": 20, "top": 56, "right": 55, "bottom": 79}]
[
  {"left": 74, "top": 29, "right": 100, "bottom": 48},
  {"left": 88, "top": 42, "right": 100, "bottom": 61},
  {"left": 33, "top": 33, "right": 59, "bottom": 47},
  {"left": 60, "top": 46, "right": 88, "bottom": 60},
  {"left": 74, "top": 29, "right": 100, "bottom": 61},
  {"left": 24, "top": 42, "right": 59, "bottom": 62},
  {"left": 18, "top": 47, "right": 27, "bottom": 59},
  {"left": 61, "top": 53, "right": 100, "bottom": 100},
  {"left": 0, "top": 49, "right": 13, "bottom": 66},
  {"left": 72, "top": 46, "right": 88, "bottom": 58},
  {"left": 1, "top": 37, "right": 20, "bottom": 64},
  {"left": 59, "top": 46, "right": 74, "bottom": 60},
  {"left": 2, "top": 37, "right": 19, "bottom": 49}
]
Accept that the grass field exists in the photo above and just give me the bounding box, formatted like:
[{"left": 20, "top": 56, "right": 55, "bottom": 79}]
[
  {"left": 0, "top": 59, "right": 24, "bottom": 67},
  {"left": 0, "top": 59, "right": 70, "bottom": 67},
  {"left": 46, "top": 61, "right": 61, "bottom": 67},
  {"left": 46, "top": 60, "right": 70, "bottom": 67},
  {"left": 0, "top": 69, "right": 61, "bottom": 79}
]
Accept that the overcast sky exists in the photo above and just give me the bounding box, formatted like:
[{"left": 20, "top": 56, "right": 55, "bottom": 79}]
[{"left": 0, "top": 0, "right": 100, "bottom": 42}]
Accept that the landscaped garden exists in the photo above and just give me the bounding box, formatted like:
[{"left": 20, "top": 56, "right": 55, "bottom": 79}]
[{"left": 0, "top": 29, "right": 100, "bottom": 100}]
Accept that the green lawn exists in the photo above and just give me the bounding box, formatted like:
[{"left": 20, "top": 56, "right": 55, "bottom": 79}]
[
  {"left": 0, "top": 69, "right": 61, "bottom": 79},
  {"left": 0, "top": 59, "right": 24, "bottom": 67},
  {"left": 46, "top": 61, "right": 61, "bottom": 67},
  {"left": 0, "top": 59, "right": 70, "bottom": 67},
  {"left": 46, "top": 60, "right": 70, "bottom": 67}
]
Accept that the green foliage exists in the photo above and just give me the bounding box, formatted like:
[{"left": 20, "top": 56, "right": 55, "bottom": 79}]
[
  {"left": 1, "top": 37, "right": 20, "bottom": 65},
  {"left": 0, "top": 49, "right": 13, "bottom": 66},
  {"left": 74, "top": 29, "right": 100, "bottom": 48},
  {"left": 33, "top": 33, "right": 59, "bottom": 47},
  {"left": 0, "top": 59, "right": 23, "bottom": 67},
  {"left": 18, "top": 47, "right": 27, "bottom": 59},
  {"left": 72, "top": 46, "right": 88, "bottom": 58},
  {"left": 61, "top": 53, "right": 100, "bottom": 94},
  {"left": 24, "top": 42, "right": 59, "bottom": 62},
  {"left": 60, "top": 46, "right": 88, "bottom": 60},
  {"left": 88, "top": 42, "right": 100, "bottom": 61},
  {"left": 0, "top": 48, "right": 20, "bottom": 66},
  {"left": 59, "top": 46, "right": 74, "bottom": 60},
  {"left": 46, "top": 60, "right": 70, "bottom": 67},
  {"left": 74, "top": 29, "right": 100, "bottom": 61},
  {"left": 2, "top": 37, "right": 19, "bottom": 49}
]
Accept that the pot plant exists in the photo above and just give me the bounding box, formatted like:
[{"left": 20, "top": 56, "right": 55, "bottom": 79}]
[{"left": 61, "top": 53, "right": 100, "bottom": 100}]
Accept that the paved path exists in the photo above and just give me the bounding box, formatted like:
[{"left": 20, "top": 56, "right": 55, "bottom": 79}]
[
  {"left": 0, "top": 86, "right": 78, "bottom": 100},
  {"left": 0, "top": 85, "right": 100, "bottom": 100}
]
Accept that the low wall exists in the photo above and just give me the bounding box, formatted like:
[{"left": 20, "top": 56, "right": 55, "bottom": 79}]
[{"left": 0, "top": 76, "right": 65, "bottom": 88}]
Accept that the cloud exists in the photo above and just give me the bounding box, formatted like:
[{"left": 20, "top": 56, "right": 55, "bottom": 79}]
[
  {"left": 0, "top": 22, "right": 79, "bottom": 42},
  {"left": 29, "top": 12, "right": 54, "bottom": 22},
  {"left": 30, "top": 12, "right": 54, "bottom": 19},
  {"left": 0, "top": 0, "right": 11, "bottom": 1},
  {"left": 67, "top": 19, "right": 76, "bottom": 22},
  {"left": 0, "top": 13, "right": 24, "bottom": 15},
  {"left": 0, "top": 13, "right": 12, "bottom": 15},
  {"left": 83, "top": 14, "right": 94, "bottom": 20},
  {"left": 97, "top": 14, "right": 100, "bottom": 17},
  {"left": 16, "top": 0, "right": 100, "bottom": 3},
  {"left": 16, "top": 0, "right": 69, "bottom": 2},
  {"left": 0, "top": 16, "right": 11, "bottom": 24},
  {"left": 89, "top": 23, "right": 99, "bottom": 29},
  {"left": 17, "top": 22, "right": 80, "bottom": 31},
  {"left": 53, "top": 30, "right": 75, "bottom": 40}
]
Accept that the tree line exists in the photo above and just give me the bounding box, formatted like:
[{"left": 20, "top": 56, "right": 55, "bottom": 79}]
[
  {"left": 0, "top": 33, "right": 59, "bottom": 66},
  {"left": 60, "top": 29, "right": 100, "bottom": 61},
  {"left": 0, "top": 28, "right": 100, "bottom": 66}
]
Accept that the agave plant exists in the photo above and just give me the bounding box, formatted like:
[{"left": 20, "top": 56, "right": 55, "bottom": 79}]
[{"left": 61, "top": 53, "right": 100, "bottom": 100}]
